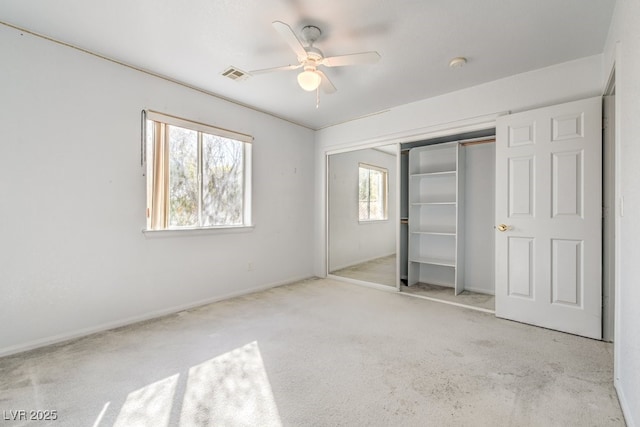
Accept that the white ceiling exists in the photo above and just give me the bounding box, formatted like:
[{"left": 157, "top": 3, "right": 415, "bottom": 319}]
[{"left": 0, "top": 0, "right": 615, "bottom": 130}]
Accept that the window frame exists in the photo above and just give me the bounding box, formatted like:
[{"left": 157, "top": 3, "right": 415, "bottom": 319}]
[
  {"left": 358, "top": 162, "right": 389, "bottom": 222},
  {"left": 143, "top": 110, "right": 253, "bottom": 232}
]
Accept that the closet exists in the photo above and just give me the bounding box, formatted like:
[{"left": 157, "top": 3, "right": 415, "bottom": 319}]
[
  {"left": 407, "top": 142, "right": 464, "bottom": 293},
  {"left": 400, "top": 131, "right": 496, "bottom": 304}
]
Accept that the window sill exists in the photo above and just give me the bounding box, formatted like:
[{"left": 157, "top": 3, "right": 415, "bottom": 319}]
[
  {"left": 142, "top": 225, "right": 255, "bottom": 238},
  {"left": 358, "top": 219, "right": 389, "bottom": 224}
]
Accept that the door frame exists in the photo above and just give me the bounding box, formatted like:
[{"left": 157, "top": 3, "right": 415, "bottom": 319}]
[
  {"left": 603, "top": 48, "right": 622, "bottom": 389},
  {"left": 603, "top": 68, "right": 617, "bottom": 343}
]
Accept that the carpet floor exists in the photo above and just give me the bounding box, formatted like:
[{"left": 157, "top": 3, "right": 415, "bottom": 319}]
[
  {"left": 330, "top": 255, "right": 396, "bottom": 287},
  {"left": 402, "top": 282, "right": 496, "bottom": 311},
  {"left": 0, "top": 278, "right": 624, "bottom": 426}
]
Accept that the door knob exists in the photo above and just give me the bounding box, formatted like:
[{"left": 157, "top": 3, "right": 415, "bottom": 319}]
[{"left": 497, "top": 224, "right": 509, "bottom": 232}]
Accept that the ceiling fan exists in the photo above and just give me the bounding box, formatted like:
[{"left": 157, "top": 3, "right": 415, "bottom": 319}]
[{"left": 249, "top": 21, "right": 381, "bottom": 94}]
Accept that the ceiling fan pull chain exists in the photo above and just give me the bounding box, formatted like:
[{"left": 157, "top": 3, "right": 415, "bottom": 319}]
[{"left": 316, "top": 87, "right": 320, "bottom": 109}]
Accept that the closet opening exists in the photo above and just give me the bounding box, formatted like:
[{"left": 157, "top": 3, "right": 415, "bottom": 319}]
[{"left": 400, "top": 129, "right": 496, "bottom": 312}]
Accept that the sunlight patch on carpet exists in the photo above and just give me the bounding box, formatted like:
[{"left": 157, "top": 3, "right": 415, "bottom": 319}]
[
  {"left": 180, "top": 341, "right": 281, "bottom": 427},
  {"left": 113, "top": 374, "right": 179, "bottom": 427}
]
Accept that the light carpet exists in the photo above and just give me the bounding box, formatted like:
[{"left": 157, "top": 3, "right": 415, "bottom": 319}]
[{"left": 0, "top": 278, "right": 624, "bottom": 426}]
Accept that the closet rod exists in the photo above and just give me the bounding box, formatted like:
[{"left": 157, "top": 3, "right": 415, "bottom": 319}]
[{"left": 460, "top": 138, "right": 495, "bottom": 147}]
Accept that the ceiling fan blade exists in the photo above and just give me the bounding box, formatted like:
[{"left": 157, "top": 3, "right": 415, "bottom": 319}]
[
  {"left": 272, "top": 21, "right": 308, "bottom": 60},
  {"left": 249, "top": 64, "right": 302, "bottom": 75},
  {"left": 321, "top": 51, "right": 380, "bottom": 67},
  {"left": 316, "top": 70, "right": 337, "bottom": 94}
]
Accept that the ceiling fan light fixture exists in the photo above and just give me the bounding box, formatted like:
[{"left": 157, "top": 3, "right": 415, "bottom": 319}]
[{"left": 297, "top": 69, "right": 321, "bottom": 91}]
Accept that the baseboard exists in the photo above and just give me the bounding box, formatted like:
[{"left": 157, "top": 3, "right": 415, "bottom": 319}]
[
  {"left": 330, "top": 252, "right": 395, "bottom": 272},
  {"left": 0, "top": 275, "right": 313, "bottom": 358},
  {"left": 615, "top": 378, "right": 636, "bottom": 427}
]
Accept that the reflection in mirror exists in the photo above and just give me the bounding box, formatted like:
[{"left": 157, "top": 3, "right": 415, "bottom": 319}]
[{"left": 328, "top": 144, "right": 397, "bottom": 287}]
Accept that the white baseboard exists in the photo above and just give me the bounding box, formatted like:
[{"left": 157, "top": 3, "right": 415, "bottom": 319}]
[
  {"left": 615, "top": 378, "right": 636, "bottom": 427},
  {"left": 0, "top": 275, "right": 312, "bottom": 358}
]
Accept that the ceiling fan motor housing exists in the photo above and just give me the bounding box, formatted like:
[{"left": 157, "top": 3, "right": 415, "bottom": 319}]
[
  {"left": 304, "top": 46, "right": 324, "bottom": 64},
  {"left": 301, "top": 25, "right": 322, "bottom": 45}
]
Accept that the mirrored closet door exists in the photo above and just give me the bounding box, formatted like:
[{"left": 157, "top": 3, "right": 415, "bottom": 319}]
[{"left": 328, "top": 145, "right": 398, "bottom": 287}]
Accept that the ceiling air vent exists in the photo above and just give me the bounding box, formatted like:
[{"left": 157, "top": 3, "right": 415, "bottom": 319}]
[{"left": 222, "top": 67, "right": 249, "bottom": 81}]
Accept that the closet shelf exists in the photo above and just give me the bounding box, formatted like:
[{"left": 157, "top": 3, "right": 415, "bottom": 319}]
[
  {"left": 410, "top": 230, "right": 456, "bottom": 236},
  {"left": 409, "top": 257, "right": 456, "bottom": 267},
  {"left": 410, "top": 201, "right": 456, "bottom": 206},
  {"left": 410, "top": 170, "right": 456, "bottom": 178}
]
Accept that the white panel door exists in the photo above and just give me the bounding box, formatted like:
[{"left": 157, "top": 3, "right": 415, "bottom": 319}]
[{"left": 495, "top": 97, "right": 602, "bottom": 339}]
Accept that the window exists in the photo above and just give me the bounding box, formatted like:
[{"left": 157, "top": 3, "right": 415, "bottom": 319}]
[
  {"left": 358, "top": 163, "right": 388, "bottom": 221},
  {"left": 144, "top": 110, "right": 252, "bottom": 230}
]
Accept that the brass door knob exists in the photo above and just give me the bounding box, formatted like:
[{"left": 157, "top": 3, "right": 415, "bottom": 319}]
[{"left": 497, "top": 224, "right": 509, "bottom": 232}]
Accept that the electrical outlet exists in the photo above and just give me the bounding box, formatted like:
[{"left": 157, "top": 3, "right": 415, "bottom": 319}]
[{"left": 247, "top": 262, "right": 253, "bottom": 271}]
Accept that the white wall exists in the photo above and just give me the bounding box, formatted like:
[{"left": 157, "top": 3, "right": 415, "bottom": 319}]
[
  {"left": 603, "top": 1, "right": 640, "bottom": 424},
  {"left": 314, "top": 55, "right": 604, "bottom": 276},
  {"left": 463, "top": 143, "right": 495, "bottom": 295},
  {"left": 328, "top": 148, "right": 396, "bottom": 271},
  {"left": 0, "top": 25, "right": 315, "bottom": 355}
]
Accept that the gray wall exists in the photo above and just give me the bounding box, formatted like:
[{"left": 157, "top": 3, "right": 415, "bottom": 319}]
[{"left": 0, "top": 24, "right": 315, "bottom": 355}]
